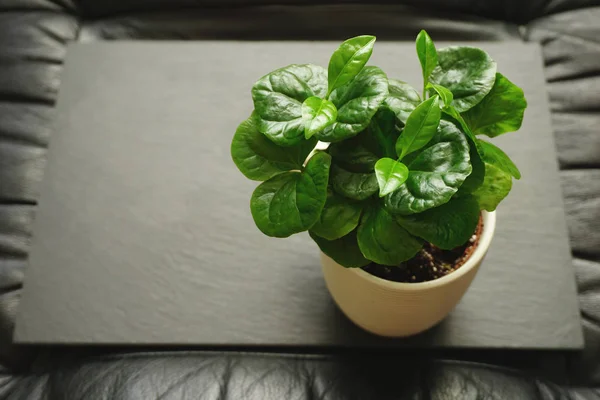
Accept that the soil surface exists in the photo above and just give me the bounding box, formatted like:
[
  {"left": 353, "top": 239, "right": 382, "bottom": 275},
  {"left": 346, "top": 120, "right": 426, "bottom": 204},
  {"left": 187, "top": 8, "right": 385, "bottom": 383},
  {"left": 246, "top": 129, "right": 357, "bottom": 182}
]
[{"left": 362, "top": 217, "right": 483, "bottom": 283}]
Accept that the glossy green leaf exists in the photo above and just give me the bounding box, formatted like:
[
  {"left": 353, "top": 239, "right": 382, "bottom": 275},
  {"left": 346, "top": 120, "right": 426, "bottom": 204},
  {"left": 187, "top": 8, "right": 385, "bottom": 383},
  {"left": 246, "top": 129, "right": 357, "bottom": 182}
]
[
  {"left": 456, "top": 135, "right": 485, "bottom": 194},
  {"left": 442, "top": 105, "right": 470, "bottom": 135},
  {"left": 429, "top": 46, "right": 497, "bottom": 112},
  {"left": 328, "top": 138, "right": 379, "bottom": 173},
  {"left": 383, "top": 79, "right": 421, "bottom": 124},
  {"left": 442, "top": 105, "right": 480, "bottom": 151},
  {"left": 250, "top": 152, "right": 331, "bottom": 237},
  {"left": 327, "top": 35, "right": 376, "bottom": 96},
  {"left": 396, "top": 95, "right": 442, "bottom": 160},
  {"left": 231, "top": 115, "right": 317, "bottom": 181},
  {"left": 316, "top": 66, "right": 388, "bottom": 143},
  {"left": 374, "top": 158, "right": 409, "bottom": 197},
  {"left": 472, "top": 162, "right": 512, "bottom": 211},
  {"left": 441, "top": 112, "right": 485, "bottom": 194},
  {"left": 302, "top": 96, "right": 337, "bottom": 139},
  {"left": 397, "top": 195, "right": 480, "bottom": 250},
  {"left": 366, "top": 107, "right": 399, "bottom": 158},
  {"left": 357, "top": 205, "right": 423, "bottom": 265},
  {"left": 310, "top": 192, "right": 363, "bottom": 240},
  {"left": 478, "top": 139, "right": 521, "bottom": 179},
  {"left": 252, "top": 64, "right": 327, "bottom": 146},
  {"left": 330, "top": 163, "right": 378, "bottom": 201},
  {"left": 462, "top": 73, "right": 527, "bottom": 137},
  {"left": 427, "top": 83, "right": 453, "bottom": 107},
  {"left": 416, "top": 30, "right": 438, "bottom": 86},
  {"left": 328, "top": 108, "right": 398, "bottom": 172},
  {"left": 310, "top": 230, "right": 370, "bottom": 268},
  {"left": 385, "top": 120, "right": 472, "bottom": 215}
]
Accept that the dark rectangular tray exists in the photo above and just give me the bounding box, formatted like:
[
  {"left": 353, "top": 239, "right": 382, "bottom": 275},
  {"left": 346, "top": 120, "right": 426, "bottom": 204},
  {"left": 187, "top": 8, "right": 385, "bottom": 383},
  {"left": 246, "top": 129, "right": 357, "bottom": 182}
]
[{"left": 14, "top": 41, "right": 583, "bottom": 349}]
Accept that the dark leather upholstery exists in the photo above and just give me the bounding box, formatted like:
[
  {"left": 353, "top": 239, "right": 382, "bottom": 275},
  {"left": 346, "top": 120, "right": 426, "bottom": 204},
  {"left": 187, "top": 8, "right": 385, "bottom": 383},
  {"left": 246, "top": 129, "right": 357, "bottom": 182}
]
[
  {"left": 2, "top": 353, "right": 599, "bottom": 399},
  {"left": 1, "top": 0, "right": 600, "bottom": 398}
]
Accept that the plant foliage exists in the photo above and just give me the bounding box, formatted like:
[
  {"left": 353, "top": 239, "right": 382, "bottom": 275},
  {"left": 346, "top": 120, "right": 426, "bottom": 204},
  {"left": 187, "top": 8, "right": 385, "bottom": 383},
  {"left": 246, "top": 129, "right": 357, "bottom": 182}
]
[{"left": 232, "top": 31, "right": 527, "bottom": 267}]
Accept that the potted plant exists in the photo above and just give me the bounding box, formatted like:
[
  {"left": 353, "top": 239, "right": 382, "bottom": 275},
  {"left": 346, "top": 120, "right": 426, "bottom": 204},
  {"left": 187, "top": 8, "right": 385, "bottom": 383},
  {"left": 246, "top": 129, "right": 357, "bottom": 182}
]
[{"left": 231, "top": 31, "right": 527, "bottom": 337}]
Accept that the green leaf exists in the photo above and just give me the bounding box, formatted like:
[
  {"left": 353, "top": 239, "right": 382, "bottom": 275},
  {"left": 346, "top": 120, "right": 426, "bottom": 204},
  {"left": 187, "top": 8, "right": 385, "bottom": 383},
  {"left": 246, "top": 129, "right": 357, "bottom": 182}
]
[
  {"left": 462, "top": 73, "right": 527, "bottom": 137},
  {"left": 456, "top": 135, "right": 485, "bottom": 194},
  {"left": 472, "top": 162, "right": 512, "bottom": 211},
  {"left": 327, "top": 35, "right": 376, "bottom": 96},
  {"left": 250, "top": 152, "right": 331, "bottom": 237},
  {"left": 385, "top": 120, "right": 472, "bottom": 215},
  {"left": 302, "top": 96, "right": 337, "bottom": 139},
  {"left": 443, "top": 105, "right": 472, "bottom": 138},
  {"left": 397, "top": 195, "right": 480, "bottom": 250},
  {"left": 374, "top": 158, "right": 409, "bottom": 197},
  {"left": 231, "top": 115, "right": 317, "bottom": 181},
  {"left": 252, "top": 64, "right": 327, "bottom": 146},
  {"left": 366, "top": 107, "right": 399, "bottom": 158},
  {"left": 427, "top": 83, "right": 453, "bottom": 107},
  {"left": 316, "top": 66, "right": 388, "bottom": 143},
  {"left": 478, "top": 139, "right": 521, "bottom": 179},
  {"left": 441, "top": 107, "right": 486, "bottom": 194},
  {"left": 440, "top": 114, "right": 486, "bottom": 194},
  {"left": 329, "top": 107, "right": 399, "bottom": 174},
  {"left": 310, "top": 230, "right": 370, "bottom": 268},
  {"left": 328, "top": 138, "right": 379, "bottom": 173},
  {"left": 330, "top": 163, "right": 378, "bottom": 201},
  {"left": 416, "top": 30, "right": 438, "bottom": 85},
  {"left": 328, "top": 107, "right": 398, "bottom": 173},
  {"left": 396, "top": 95, "right": 442, "bottom": 160},
  {"left": 310, "top": 192, "right": 363, "bottom": 240},
  {"left": 357, "top": 205, "right": 423, "bottom": 265},
  {"left": 383, "top": 79, "right": 421, "bottom": 124},
  {"left": 429, "top": 46, "right": 497, "bottom": 112}
]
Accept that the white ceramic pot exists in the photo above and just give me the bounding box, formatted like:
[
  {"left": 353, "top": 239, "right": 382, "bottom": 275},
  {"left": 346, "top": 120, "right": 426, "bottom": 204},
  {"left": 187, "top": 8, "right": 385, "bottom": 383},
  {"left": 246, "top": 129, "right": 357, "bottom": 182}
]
[{"left": 321, "top": 211, "right": 496, "bottom": 337}]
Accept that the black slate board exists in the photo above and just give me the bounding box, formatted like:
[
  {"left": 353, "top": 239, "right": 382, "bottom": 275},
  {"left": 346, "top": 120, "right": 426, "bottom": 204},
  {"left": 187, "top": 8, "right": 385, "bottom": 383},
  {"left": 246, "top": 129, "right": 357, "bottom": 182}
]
[{"left": 14, "top": 42, "right": 583, "bottom": 349}]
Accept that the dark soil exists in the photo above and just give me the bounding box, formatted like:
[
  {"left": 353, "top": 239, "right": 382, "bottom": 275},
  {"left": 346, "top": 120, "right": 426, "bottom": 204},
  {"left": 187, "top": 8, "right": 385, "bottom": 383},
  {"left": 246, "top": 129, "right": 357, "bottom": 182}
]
[{"left": 362, "top": 217, "right": 483, "bottom": 283}]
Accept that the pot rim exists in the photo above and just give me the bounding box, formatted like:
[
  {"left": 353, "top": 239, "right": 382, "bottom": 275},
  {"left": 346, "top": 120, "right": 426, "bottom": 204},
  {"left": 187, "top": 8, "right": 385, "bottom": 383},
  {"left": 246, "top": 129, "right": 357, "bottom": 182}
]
[{"left": 347, "top": 210, "right": 496, "bottom": 290}]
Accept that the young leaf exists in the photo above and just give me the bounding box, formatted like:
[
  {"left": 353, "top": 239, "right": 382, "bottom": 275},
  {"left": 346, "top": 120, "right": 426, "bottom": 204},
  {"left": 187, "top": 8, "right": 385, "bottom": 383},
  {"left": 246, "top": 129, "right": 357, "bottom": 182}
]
[
  {"left": 302, "top": 96, "right": 337, "bottom": 139},
  {"left": 478, "top": 139, "right": 521, "bottom": 179},
  {"left": 397, "top": 195, "right": 480, "bottom": 250},
  {"left": 231, "top": 115, "right": 317, "bottom": 181},
  {"left": 442, "top": 105, "right": 469, "bottom": 133},
  {"left": 330, "top": 163, "right": 379, "bottom": 201},
  {"left": 316, "top": 66, "right": 388, "bottom": 143},
  {"left": 472, "top": 162, "right": 512, "bottom": 211},
  {"left": 462, "top": 73, "right": 527, "bottom": 137},
  {"left": 442, "top": 105, "right": 479, "bottom": 146},
  {"left": 250, "top": 152, "right": 331, "bottom": 237},
  {"left": 429, "top": 46, "right": 497, "bottom": 112},
  {"left": 427, "top": 83, "right": 453, "bottom": 107},
  {"left": 327, "top": 35, "right": 376, "bottom": 96},
  {"left": 383, "top": 79, "right": 421, "bottom": 124},
  {"left": 374, "top": 158, "right": 409, "bottom": 197},
  {"left": 309, "top": 230, "right": 370, "bottom": 268},
  {"left": 310, "top": 193, "right": 363, "bottom": 240},
  {"left": 396, "top": 95, "right": 442, "bottom": 160},
  {"left": 416, "top": 30, "right": 438, "bottom": 88},
  {"left": 357, "top": 205, "right": 423, "bottom": 265},
  {"left": 252, "top": 64, "right": 327, "bottom": 146},
  {"left": 385, "top": 120, "right": 472, "bottom": 215}
]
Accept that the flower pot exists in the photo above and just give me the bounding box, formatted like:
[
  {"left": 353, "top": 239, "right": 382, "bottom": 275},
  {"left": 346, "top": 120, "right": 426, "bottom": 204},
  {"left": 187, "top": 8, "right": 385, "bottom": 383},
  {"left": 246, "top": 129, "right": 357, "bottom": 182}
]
[{"left": 320, "top": 211, "right": 496, "bottom": 337}]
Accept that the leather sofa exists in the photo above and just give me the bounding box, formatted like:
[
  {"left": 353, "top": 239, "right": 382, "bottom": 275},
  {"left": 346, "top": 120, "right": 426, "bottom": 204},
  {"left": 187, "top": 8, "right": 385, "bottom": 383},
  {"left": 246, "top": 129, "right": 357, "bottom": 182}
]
[{"left": 1, "top": 0, "right": 599, "bottom": 398}]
